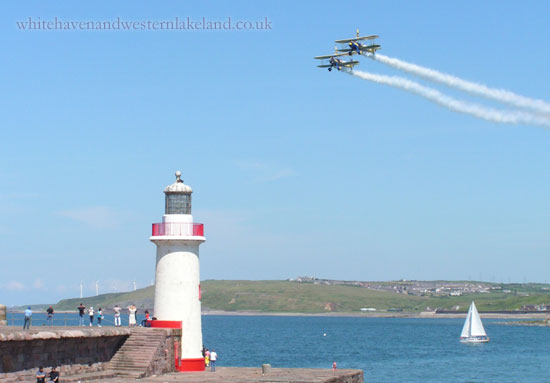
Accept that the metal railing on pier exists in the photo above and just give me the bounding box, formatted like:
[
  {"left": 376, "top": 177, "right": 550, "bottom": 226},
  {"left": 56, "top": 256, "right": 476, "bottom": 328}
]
[{"left": 5, "top": 311, "right": 145, "bottom": 328}]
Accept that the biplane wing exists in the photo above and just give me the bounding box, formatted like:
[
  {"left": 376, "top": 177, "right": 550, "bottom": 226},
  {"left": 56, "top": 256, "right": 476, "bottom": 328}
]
[
  {"left": 335, "top": 34, "right": 379, "bottom": 44},
  {"left": 314, "top": 52, "right": 349, "bottom": 60},
  {"left": 341, "top": 60, "right": 360, "bottom": 67},
  {"left": 337, "top": 44, "right": 381, "bottom": 54}
]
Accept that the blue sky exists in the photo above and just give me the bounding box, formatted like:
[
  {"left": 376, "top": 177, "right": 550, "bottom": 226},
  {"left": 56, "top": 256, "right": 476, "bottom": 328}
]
[{"left": 2, "top": 1, "right": 550, "bottom": 305}]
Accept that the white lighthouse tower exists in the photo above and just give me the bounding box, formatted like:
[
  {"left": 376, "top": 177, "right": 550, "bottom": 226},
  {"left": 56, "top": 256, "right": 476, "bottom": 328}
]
[{"left": 150, "top": 171, "right": 206, "bottom": 372}]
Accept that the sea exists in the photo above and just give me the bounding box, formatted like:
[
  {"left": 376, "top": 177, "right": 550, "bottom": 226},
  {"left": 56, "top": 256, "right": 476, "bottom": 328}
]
[{"left": 6, "top": 313, "right": 550, "bottom": 383}]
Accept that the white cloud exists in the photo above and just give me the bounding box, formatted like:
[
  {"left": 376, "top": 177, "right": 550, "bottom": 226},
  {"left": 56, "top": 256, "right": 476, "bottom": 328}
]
[
  {"left": 3, "top": 281, "right": 25, "bottom": 291},
  {"left": 259, "top": 168, "right": 297, "bottom": 182},
  {"left": 33, "top": 279, "right": 44, "bottom": 289},
  {"left": 235, "top": 160, "right": 268, "bottom": 170},
  {"left": 56, "top": 285, "right": 67, "bottom": 293},
  {"left": 236, "top": 159, "right": 296, "bottom": 182},
  {"left": 57, "top": 206, "right": 119, "bottom": 229}
]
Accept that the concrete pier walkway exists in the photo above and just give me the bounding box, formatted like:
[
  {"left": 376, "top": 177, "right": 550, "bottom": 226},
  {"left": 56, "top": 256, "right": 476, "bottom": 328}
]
[{"left": 108, "top": 367, "right": 363, "bottom": 383}]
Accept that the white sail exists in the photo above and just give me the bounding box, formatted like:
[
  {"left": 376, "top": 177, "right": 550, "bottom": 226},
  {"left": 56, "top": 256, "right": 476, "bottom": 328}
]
[
  {"left": 469, "top": 301, "right": 487, "bottom": 337},
  {"left": 460, "top": 303, "right": 472, "bottom": 338}
]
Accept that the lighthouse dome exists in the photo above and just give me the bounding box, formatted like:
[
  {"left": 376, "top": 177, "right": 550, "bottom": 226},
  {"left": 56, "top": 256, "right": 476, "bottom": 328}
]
[
  {"left": 164, "top": 171, "right": 192, "bottom": 214},
  {"left": 164, "top": 171, "right": 192, "bottom": 193}
]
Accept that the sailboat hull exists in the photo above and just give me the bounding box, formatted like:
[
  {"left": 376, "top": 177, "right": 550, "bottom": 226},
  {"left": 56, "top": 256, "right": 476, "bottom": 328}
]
[{"left": 460, "top": 336, "right": 490, "bottom": 343}]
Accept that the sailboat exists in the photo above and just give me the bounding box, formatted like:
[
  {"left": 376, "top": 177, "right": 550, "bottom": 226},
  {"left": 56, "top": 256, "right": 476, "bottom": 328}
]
[{"left": 460, "top": 301, "right": 490, "bottom": 343}]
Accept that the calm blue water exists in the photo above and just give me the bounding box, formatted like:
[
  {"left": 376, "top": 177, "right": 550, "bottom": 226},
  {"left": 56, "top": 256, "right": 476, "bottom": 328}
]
[
  {"left": 203, "top": 316, "right": 550, "bottom": 383},
  {"left": 7, "top": 314, "right": 550, "bottom": 383}
]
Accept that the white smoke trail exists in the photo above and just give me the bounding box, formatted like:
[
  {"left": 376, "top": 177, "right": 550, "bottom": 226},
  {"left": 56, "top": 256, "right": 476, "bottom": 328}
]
[
  {"left": 350, "top": 70, "right": 550, "bottom": 127},
  {"left": 373, "top": 54, "right": 550, "bottom": 115}
]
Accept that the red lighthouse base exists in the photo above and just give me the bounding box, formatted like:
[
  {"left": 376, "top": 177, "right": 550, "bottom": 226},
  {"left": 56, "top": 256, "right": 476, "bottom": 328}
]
[{"left": 177, "top": 358, "right": 206, "bottom": 372}]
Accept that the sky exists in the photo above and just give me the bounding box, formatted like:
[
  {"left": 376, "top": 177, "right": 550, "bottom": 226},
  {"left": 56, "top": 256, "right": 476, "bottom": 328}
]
[{"left": 2, "top": 1, "right": 550, "bottom": 306}]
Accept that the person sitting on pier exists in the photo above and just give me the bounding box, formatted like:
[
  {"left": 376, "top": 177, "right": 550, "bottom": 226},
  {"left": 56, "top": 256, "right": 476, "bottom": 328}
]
[
  {"left": 141, "top": 310, "right": 151, "bottom": 327},
  {"left": 36, "top": 366, "right": 46, "bottom": 383},
  {"left": 48, "top": 367, "right": 59, "bottom": 383}
]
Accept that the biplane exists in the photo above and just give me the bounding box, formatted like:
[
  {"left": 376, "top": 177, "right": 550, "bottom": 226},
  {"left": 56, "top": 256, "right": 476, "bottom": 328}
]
[
  {"left": 335, "top": 29, "right": 381, "bottom": 56},
  {"left": 314, "top": 47, "right": 359, "bottom": 72}
]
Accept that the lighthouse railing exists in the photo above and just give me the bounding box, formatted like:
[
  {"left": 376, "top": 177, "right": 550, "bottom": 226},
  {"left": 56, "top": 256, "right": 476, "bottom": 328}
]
[{"left": 152, "top": 222, "right": 204, "bottom": 237}]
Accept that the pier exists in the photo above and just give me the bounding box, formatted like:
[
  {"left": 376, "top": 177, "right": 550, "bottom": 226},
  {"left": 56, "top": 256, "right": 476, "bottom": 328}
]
[{"left": 0, "top": 326, "right": 363, "bottom": 383}]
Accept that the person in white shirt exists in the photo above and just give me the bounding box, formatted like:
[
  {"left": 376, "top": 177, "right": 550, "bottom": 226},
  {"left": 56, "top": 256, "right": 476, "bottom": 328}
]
[
  {"left": 210, "top": 349, "right": 217, "bottom": 372},
  {"left": 88, "top": 307, "right": 94, "bottom": 326},
  {"left": 113, "top": 305, "right": 121, "bottom": 327}
]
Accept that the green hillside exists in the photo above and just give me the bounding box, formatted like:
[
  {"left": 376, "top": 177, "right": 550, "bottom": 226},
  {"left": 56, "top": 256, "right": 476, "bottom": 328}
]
[{"left": 41, "top": 280, "right": 550, "bottom": 313}]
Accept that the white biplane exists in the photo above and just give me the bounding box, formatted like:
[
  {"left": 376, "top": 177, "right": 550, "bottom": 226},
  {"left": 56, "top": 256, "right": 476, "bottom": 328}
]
[
  {"left": 314, "top": 47, "right": 359, "bottom": 72},
  {"left": 335, "top": 29, "right": 380, "bottom": 56}
]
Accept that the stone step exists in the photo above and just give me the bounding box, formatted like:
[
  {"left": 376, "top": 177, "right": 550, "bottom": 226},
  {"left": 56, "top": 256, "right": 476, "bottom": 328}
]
[
  {"left": 64, "top": 371, "right": 117, "bottom": 382},
  {"left": 111, "top": 360, "right": 154, "bottom": 366},
  {"left": 116, "top": 369, "right": 145, "bottom": 377},
  {"left": 113, "top": 347, "right": 158, "bottom": 352},
  {"left": 108, "top": 328, "right": 170, "bottom": 378},
  {"left": 111, "top": 365, "right": 150, "bottom": 370},
  {"left": 117, "top": 341, "right": 161, "bottom": 344},
  {"left": 111, "top": 353, "right": 157, "bottom": 359},
  {"left": 114, "top": 347, "right": 158, "bottom": 352},
  {"left": 111, "top": 363, "right": 151, "bottom": 368},
  {"left": 111, "top": 359, "right": 155, "bottom": 366}
]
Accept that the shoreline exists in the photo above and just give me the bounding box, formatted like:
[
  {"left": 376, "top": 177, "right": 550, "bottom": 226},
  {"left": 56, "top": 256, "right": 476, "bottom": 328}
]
[
  {"left": 8, "top": 309, "right": 550, "bottom": 320},
  {"left": 202, "top": 310, "right": 550, "bottom": 319}
]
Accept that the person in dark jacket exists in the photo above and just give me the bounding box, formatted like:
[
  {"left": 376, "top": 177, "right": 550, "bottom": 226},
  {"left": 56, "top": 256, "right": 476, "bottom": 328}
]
[
  {"left": 48, "top": 367, "right": 59, "bottom": 383},
  {"left": 46, "top": 306, "right": 54, "bottom": 326}
]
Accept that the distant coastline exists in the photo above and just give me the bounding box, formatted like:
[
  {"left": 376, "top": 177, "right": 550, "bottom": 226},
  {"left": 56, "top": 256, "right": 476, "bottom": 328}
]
[
  {"left": 202, "top": 310, "right": 550, "bottom": 320},
  {"left": 8, "top": 308, "right": 550, "bottom": 320},
  {"left": 10, "top": 279, "right": 550, "bottom": 316}
]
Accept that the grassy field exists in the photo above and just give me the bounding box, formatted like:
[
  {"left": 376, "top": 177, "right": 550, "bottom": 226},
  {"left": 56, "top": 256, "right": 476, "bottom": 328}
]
[{"left": 21, "top": 280, "right": 550, "bottom": 313}]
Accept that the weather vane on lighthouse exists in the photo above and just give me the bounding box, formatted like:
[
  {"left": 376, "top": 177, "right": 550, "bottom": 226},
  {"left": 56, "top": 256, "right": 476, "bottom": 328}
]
[{"left": 150, "top": 171, "right": 206, "bottom": 371}]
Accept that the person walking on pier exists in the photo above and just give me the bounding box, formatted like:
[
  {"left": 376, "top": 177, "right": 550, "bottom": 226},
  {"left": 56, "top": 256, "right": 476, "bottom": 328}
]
[
  {"left": 88, "top": 306, "right": 94, "bottom": 326},
  {"left": 78, "top": 303, "right": 86, "bottom": 326},
  {"left": 113, "top": 305, "right": 121, "bottom": 327},
  {"left": 46, "top": 306, "right": 54, "bottom": 326},
  {"left": 23, "top": 307, "right": 32, "bottom": 329},
  {"left": 210, "top": 349, "right": 217, "bottom": 372}
]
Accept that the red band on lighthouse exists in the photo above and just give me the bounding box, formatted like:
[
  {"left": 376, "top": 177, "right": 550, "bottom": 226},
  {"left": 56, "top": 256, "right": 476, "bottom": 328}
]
[
  {"left": 177, "top": 358, "right": 206, "bottom": 372},
  {"left": 151, "top": 320, "right": 182, "bottom": 329}
]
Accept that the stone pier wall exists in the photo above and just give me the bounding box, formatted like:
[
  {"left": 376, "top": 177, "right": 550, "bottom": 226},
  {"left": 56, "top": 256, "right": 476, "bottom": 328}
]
[
  {"left": 0, "top": 327, "right": 131, "bottom": 381},
  {"left": 147, "top": 329, "right": 180, "bottom": 376}
]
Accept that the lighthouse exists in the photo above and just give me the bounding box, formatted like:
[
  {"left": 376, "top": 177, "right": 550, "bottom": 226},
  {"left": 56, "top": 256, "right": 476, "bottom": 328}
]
[{"left": 150, "top": 171, "right": 206, "bottom": 371}]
